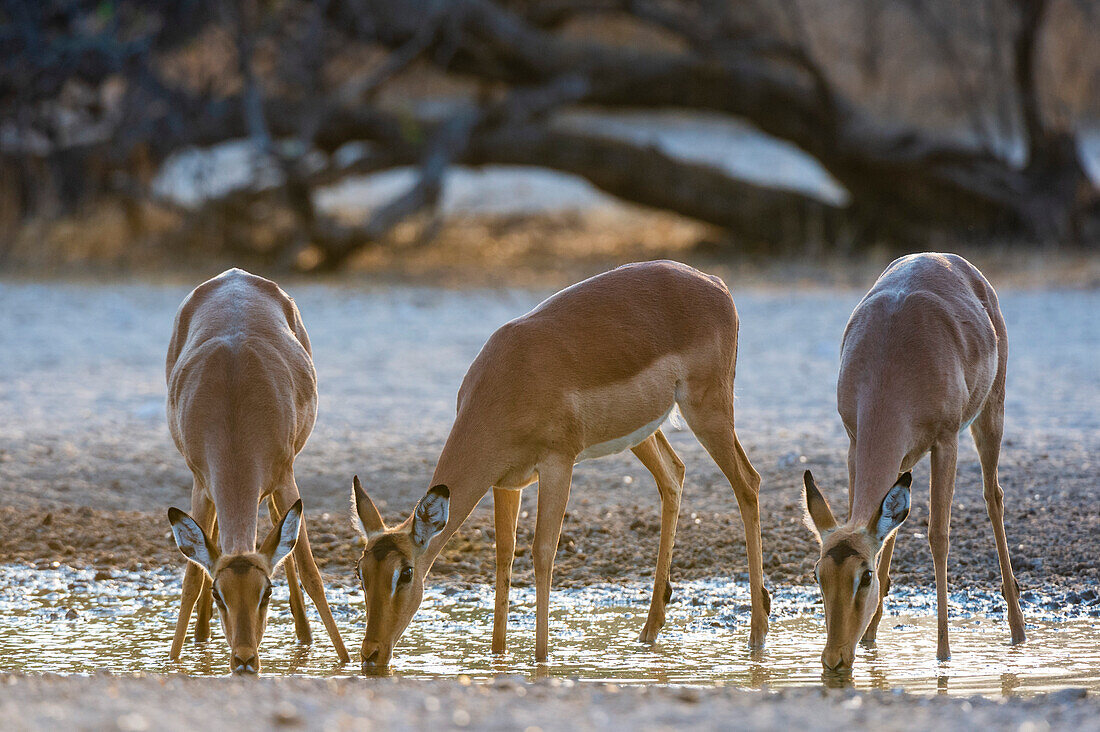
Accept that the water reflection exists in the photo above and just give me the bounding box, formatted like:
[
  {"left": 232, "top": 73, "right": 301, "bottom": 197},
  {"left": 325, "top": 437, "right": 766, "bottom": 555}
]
[
  {"left": 820, "top": 670, "right": 853, "bottom": 689},
  {"left": 2, "top": 564, "right": 1099, "bottom": 697}
]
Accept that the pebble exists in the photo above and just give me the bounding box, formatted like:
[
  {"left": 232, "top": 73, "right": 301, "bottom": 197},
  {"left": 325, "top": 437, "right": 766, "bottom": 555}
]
[
  {"left": 272, "top": 702, "right": 302, "bottom": 726},
  {"left": 1046, "top": 688, "right": 1088, "bottom": 702}
]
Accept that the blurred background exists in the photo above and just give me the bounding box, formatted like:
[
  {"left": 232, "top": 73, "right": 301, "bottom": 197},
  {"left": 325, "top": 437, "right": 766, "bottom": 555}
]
[{"left": 1, "top": 0, "right": 1099, "bottom": 282}]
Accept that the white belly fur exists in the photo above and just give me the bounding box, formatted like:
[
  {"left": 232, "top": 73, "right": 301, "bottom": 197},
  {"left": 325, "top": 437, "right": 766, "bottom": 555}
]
[{"left": 575, "top": 404, "right": 676, "bottom": 462}]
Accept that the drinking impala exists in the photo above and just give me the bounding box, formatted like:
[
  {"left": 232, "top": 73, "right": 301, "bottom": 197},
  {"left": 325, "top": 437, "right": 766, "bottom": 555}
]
[
  {"left": 165, "top": 268, "right": 349, "bottom": 673},
  {"left": 803, "top": 252, "right": 1026, "bottom": 672},
  {"left": 352, "top": 260, "right": 770, "bottom": 669}
]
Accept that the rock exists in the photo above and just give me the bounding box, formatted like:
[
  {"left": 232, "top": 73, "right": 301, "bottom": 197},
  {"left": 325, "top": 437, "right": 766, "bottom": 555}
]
[
  {"left": 272, "top": 702, "right": 302, "bottom": 726},
  {"left": 116, "top": 713, "right": 149, "bottom": 731},
  {"left": 65, "top": 609, "right": 79, "bottom": 620},
  {"left": 1046, "top": 687, "right": 1087, "bottom": 702}
]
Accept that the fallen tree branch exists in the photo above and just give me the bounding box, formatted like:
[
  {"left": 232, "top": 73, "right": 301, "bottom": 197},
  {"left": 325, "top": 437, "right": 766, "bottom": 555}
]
[{"left": 354, "top": 0, "right": 1097, "bottom": 241}]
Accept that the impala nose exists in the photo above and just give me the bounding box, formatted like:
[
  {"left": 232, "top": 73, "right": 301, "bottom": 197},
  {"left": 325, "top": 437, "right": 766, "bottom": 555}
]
[
  {"left": 231, "top": 653, "right": 259, "bottom": 675},
  {"left": 362, "top": 641, "right": 391, "bottom": 674},
  {"left": 821, "top": 648, "right": 849, "bottom": 672}
]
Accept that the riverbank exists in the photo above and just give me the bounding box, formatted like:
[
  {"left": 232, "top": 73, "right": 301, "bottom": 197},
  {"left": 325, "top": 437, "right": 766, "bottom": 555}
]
[{"left": 2, "top": 674, "right": 1097, "bottom": 731}]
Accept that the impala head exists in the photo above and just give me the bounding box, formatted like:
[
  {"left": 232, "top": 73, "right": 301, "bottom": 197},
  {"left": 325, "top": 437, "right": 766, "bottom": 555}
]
[
  {"left": 167, "top": 499, "right": 302, "bottom": 675},
  {"left": 351, "top": 476, "right": 449, "bottom": 672},
  {"left": 802, "top": 470, "right": 912, "bottom": 673}
]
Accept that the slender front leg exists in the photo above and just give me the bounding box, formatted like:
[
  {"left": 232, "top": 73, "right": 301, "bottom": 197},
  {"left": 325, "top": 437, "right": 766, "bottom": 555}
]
[
  {"left": 171, "top": 481, "right": 214, "bottom": 660},
  {"left": 492, "top": 487, "right": 523, "bottom": 654},
  {"left": 268, "top": 496, "right": 312, "bottom": 645},
  {"left": 193, "top": 517, "right": 218, "bottom": 643},
  {"left": 531, "top": 455, "right": 574, "bottom": 662},
  {"left": 929, "top": 438, "right": 958, "bottom": 661},
  {"left": 862, "top": 532, "right": 895, "bottom": 644},
  {"left": 273, "top": 486, "right": 351, "bottom": 663},
  {"left": 631, "top": 431, "right": 685, "bottom": 643}
]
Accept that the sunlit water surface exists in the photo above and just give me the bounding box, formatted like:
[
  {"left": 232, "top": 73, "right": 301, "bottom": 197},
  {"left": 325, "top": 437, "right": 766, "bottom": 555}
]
[{"left": 2, "top": 564, "right": 1098, "bottom": 696}]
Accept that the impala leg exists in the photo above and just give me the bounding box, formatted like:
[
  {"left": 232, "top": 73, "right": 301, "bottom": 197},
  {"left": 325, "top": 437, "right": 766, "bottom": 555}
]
[
  {"left": 193, "top": 517, "right": 218, "bottom": 643},
  {"left": 171, "top": 482, "right": 214, "bottom": 660},
  {"left": 532, "top": 455, "right": 574, "bottom": 663},
  {"left": 273, "top": 485, "right": 351, "bottom": 663},
  {"left": 971, "top": 404, "right": 1026, "bottom": 644},
  {"left": 492, "top": 487, "right": 523, "bottom": 654},
  {"left": 631, "top": 430, "right": 685, "bottom": 643},
  {"left": 862, "top": 532, "right": 895, "bottom": 644},
  {"left": 268, "top": 496, "right": 313, "bottom": 645},
  {"left": 929, "top": 438, "right": 958, "bottom": 661},
  {"left": 683, "top": 398, "right": 769, "bottom": 648}
]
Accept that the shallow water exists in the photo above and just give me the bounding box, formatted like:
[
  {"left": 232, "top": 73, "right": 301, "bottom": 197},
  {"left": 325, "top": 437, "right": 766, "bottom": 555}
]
[{"left": 2, "top": 564, "right": 1098, "bottom": 695}]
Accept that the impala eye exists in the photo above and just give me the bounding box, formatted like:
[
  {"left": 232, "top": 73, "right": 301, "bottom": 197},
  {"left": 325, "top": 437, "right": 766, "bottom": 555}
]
[
  {"left": 261, "top": 586, "right": 272, "bottom": 605},
  {"left": 859, "top": 570, "right": 873, "bottom": 588},
  {"left": 212, "top": 588, "right": 226, "bottom": 610},
  {"left": 399, "top": 566, "right": 414, "bottom": 584}
]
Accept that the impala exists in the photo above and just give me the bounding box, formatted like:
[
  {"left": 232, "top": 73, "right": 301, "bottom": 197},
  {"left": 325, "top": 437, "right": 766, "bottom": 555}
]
[
  {"left": 803, "top": 252, "right": 1026, "bottom": 672},
  {"left": 165, "top": 268, "right": 349, "bottom": 673},
  {"left": 352, "top": 260, "right": 770, "bottom": 669}
]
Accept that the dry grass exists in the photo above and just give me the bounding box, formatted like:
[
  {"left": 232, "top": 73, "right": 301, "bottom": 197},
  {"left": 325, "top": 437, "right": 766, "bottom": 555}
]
[{"left": 6, "top": 199, "right": 1099, "bottom": 292}]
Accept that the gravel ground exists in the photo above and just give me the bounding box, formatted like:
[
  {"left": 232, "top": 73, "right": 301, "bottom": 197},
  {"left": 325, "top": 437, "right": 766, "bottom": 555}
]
[
  {"left": 2, "top": 674, "right": 1097, "bottom": 731},
  {"left": 0, "top": 275, "right": 1098, "bottom": 593}
]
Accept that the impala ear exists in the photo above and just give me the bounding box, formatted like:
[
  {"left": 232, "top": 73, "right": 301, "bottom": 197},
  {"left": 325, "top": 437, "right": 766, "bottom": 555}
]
[
  {"left": 411, "top": 484, "right": 449, "bottom": 549},
  {"left": 260, "top": 499, "right": 302, "bottom": 569},
  {"left": 870, "top": 473, "right": 912, "bottom": 543},
  {"left": 352, "top": 475, "right": 386, "bottom": 538},
  {"left": 802, "top": 470, "right": 838, "bottom": 542},
  {"left": 168, "top": 507, "right": 219, "bottom": 575}
]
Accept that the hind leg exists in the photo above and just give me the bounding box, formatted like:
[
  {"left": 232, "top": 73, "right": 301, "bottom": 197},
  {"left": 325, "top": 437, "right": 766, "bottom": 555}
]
[
  {"left": 193, "top": 517, "right": 218, "bottom": 643},
  {"left": 971, "top": 400, "right": 1026, "bottom": 644},
  {"left": 273, "top": 484, "right": 350, "bottom": 663},
  {"left": 492, "top": 486, "right": 522, "bottom": 654},
  {"left": 680, "top": 393, "right": 769, "bottom": 647},
  {"left": 268, "top": 496, "right": 313, "bottom": 645},
  {"left": 631, "top": 430, "right": 685, "bottom": 643}
]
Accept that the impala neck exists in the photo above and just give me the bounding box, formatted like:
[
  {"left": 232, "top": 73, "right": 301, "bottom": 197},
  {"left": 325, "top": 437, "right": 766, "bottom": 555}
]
[
  {"left": 206, "top": 446, "right": 263, "bottom": 556},
  {"left": 848, "top": 415, "right": 909, "bottom": 527},
  {"left": 420, "top": 422, "right": 497, "bottom": 569}
]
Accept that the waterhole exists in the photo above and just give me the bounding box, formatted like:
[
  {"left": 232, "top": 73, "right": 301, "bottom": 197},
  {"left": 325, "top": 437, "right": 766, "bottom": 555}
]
[{"left": 2, "top": 564, "right": 1098, "bottom": 695}]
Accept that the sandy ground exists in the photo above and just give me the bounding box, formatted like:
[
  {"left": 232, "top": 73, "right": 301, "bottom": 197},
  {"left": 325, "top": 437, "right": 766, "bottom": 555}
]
[
  {"left": 0, "top": 273, "right": 1097, "bottom": 594},
  {"left": 2, "top": 674, "right": 1098, "bottom": 731},
  {"left": 1, "top": 270, "right": 1098, "bottom": 730}
]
